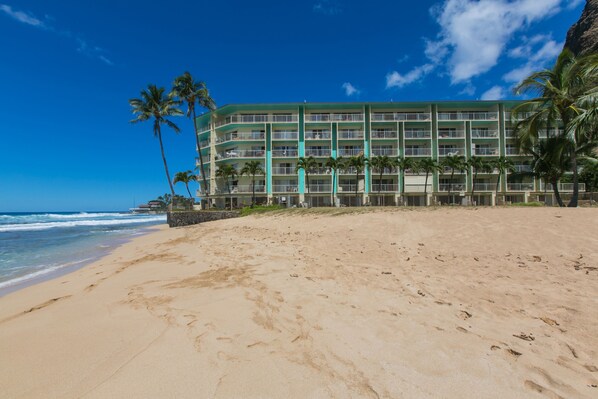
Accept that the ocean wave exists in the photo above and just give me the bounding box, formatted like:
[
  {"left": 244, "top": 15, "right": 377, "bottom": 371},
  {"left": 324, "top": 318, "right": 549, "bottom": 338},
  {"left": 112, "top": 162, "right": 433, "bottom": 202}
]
[
  {"left": 44, "top": 212, "right": 129, "bottom": 219},
  {"left": 0, "top": 216, "right": 166, "bottom": 232},
  {"left": 0, "top": 258, "right": 95, "bottom": 289}
]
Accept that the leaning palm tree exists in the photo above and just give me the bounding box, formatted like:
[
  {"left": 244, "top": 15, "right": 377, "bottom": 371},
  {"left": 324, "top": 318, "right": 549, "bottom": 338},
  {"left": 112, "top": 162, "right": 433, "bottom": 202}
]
[
  {"left": 171, "top": 72, "right": 216, "bottom": 205},
  {"left": 346, "top": 154, "right": 368, "bottom": 206},
  {"left": 215, "top": 164, "right": 237, "bottom": 210},
  {"left": 296, "top": 156, "right": 318, "bottom": 206},
  {"left": 396, "top": 157, "right": 414, "bottom": 205},
  {"left": 417, "top": 158, "right": 441, "bottom": 205},
  {"left": 325, "top": 156, "right": 344, "bottom": 206},
  {"left": 528, "top": 137, "right": 571, "bottom": 207},
  {"left": 513, "top": 49, "right": 598, "bottom": 207},
  {"left": 440, "top": 155, "right": 466, "bottom": 205},
  {"left": 173, "top": 170, "right": 198, "bottom": 199},
  {"left": 369, "top": 155, "right": 395, "bottom": 205},
  {"left": 239, "top": 160, "right": 264, "bottom": 207},
  {"left": 467, "top": 156, "right": 492, "bottom": 205},
  {"left": 492, "top": 157, "right": 515, "bottom": 205},
  {"left": 129, "top": 85, "right": 182, "bottom": 199}
]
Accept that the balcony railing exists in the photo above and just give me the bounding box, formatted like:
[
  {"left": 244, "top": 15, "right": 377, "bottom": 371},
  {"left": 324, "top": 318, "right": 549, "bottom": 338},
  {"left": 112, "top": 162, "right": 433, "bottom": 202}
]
[
  {"left": 405, "top": 130, "right": 431, "bottom": 139},
  {"left": 338, "top": 184, "right": 361, "bottom": 192},
  {"left": 371, "top": 167, "right": 398, "bottom": 174},
  {"left": 472, "top": 129, "right": 499, "bottom": 138},
  {"left": 216, "top": 132, "right": 264, "bottom": 143},
  {"left": 439, "top": 183, "right": 466, "bottom": 192},
  {"left": 545, "top": 183, "right": 586, "bottom": 192},
  {"left": 307, "top": 184, "right": 332, "bottom": 192},
  {"left": 438, "top": 147, "right": 465, "bottom": 156},
  {"left": 311, "top": 167, "right": 332, "bottom": 175},
  {"left": 371, "top": 183, "right": 398, "bottom": 192},
  {"left": 505, "top": 111, "right": 535, "bottom": 120},
  {"left": 272, "top": 149, "right": 299, "bottom": 157},
  {"left": 506, "top": 148, "right": 523, "bottom": 155},
  {"left": 339, "top": 167, "right": 358, "bottom": 174},
  {"left": 305, "top": 148, "right": 331, "bottom": 157},
  {"left": 305, "top": 131, "right": 331, "bottom": 140},
  {"left": 272, "top": 131, "right": 298, "bottom": 140},
  {"left": 273, "top": 184, "right": 299, "bottom": 192},
  {"left": 337, "top": 148, "right": 363, "bottom": 156},
  {"left": 233, "top": 185, "right": 266, "bottom": 193},
  {"left": 306, "top": 113, "right": 364, "bottom": 122},
  {"left": 216, "top": 114, "right": 298, "bottom": 127},
  {"left": 371, "top": 130, "right": 397, "bottom": 139},
  {"left": 404, "top": 183, "right": 433, "bottom": 193},
  {"left": 473, "top": 182, "right": 496, "bottom": 191},
  {"left": 371, "top": 112, "right": 431, "bottom": 121},
  {"left": 195, "top": 156, "right": 211, "bottom": 165},
  {"left": 199, "top": 139, "right": 210, "bottom": 148},
  {"left": 371, "top": 148, "right": 398, "bottom": 156},
  {"left": 505, "top": 129, "right": 517, "bottom": 138},
  {"left": 216, "top": 150, "right": 265, "bottom": 159},
  {"left": 438, "top": 112, "right": 498, "bottom": 121},
  {"left": 438, "top": 130, "right": 465, "bottom": 138},
  {"left": 271, "top": 167, "right": 296, "bottom": 175},
  {"left": 474, "top": 147, "right": 499, "bottom": 156},
  {"left": 338, "top": 130, "right": 364, "bottom": 140},
  {"left": 404, "top": 148, "right": 431, "bottom": 156},
  {"left": 507, "top": 183, "right": 534, "bottom": 191},
  {"left": 512, "top": 165, "right": 532, "bottom": 173}
]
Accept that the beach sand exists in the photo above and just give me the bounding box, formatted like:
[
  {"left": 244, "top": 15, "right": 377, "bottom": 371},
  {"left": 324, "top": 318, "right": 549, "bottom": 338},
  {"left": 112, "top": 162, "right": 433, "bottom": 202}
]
[{"left": 1, "top": 207, "right": 597, "bottom": 398}]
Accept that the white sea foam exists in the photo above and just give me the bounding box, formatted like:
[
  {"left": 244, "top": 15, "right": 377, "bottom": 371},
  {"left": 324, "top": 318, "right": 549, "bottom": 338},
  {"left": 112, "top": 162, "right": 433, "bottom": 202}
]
[
  {"left": 0, "top": 215, "right": 166, "bottom": 232},
  {"left": 0, "top": 258, "right": 95, "bottom": 289}
]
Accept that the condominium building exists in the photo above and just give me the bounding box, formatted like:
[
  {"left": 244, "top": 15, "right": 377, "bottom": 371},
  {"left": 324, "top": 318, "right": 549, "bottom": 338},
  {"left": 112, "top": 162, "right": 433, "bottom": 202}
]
[{"left": 194, "top": 102, "right": 580, "bottom": 207}]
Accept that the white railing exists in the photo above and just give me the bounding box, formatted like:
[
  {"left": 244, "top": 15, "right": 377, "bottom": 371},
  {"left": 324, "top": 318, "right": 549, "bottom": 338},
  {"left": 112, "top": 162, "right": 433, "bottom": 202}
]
[
  {"left": 311, "top": 167, "right": 332, "bottom": 175},
  {"left": 216, "top": 150, "right": 265, "bottom": 159},
  {"left": 272, "top": 149, "right": 299, "bottom": 157},
  {"left": 337, "top": 148, "right": 363, "bottom": 156},
  {"left": 305, "top": 131, "right": 331, "bottom": 139},
  {"left": 338, "top": 130, "right": 364, "bottom": 139},
  {"left": 371, "top": 167, "right": 398, "bottom": 174},
  {"left": 371, "top": 148, "right": 398, "bottom": 156},
  {"left": 474, "top": 147, "right": 499, "bottom": 156},
  {"left": 512, "top": 165, "right": 531, "bottom": 173},
  {"left": 545, "top": 183, "right": 586, "bottom": 192},
  {"left": 405, "top": 130, "right": 431, "bottom": 139},
  {"left": 272, "top": 131, "right": 298, "bottom": 140},
  {"left": 305, "top": 148, "right": 331, "bottom": 157},
  {"left": 505, "top": 111, "right": 535, "bottom": 120},
  {"left": 438, "top": 130, "right": 465, "bottom": 138},
  {"left": 339, "top": 167, "right": 358, "bottom": 174},
  {"left": 439, "top": 183, "right": 466, "bottom": 192},
  {"left": 273, "top": 184, "right": 299, "bottom": 192},
  {"left": 216, "top": 114, "right": 298, "bottom": 127},
  {"left": 371, "top": 129, "right": 397, "bottom": 139},
  {"left": 307, "top": 184, "right": 332, "bottom": 192},
  {"left": 440, "top": 166, "right": 465, "bottom": 174},
  {"left": 404, "top": 183, "right": 433, "bottom": 193},
  {"left": 339, "top": 184, "right": 361, "bottom": 192},
  {"left": 507, "top": 183, "right": 534, "bottom": 191},
  {"left": 371, "top": 112, "right": 431, "bottom": 121},
  {"left": 505, "top": 129, "right": 517, "bottom": 138},
  {"left": 216, "top": 132, "right": 264, "bottom": 143},
  {"left": 231, "top": 185, "right": 266, "bottom": 193},
  {"left": 472, "top": 129, "right": 499, "bottom": 138},
  {"left": 473, "top": 183, "right": 496, "bottom": 191},
  {"left": 199, "top": 139, "right": 210, "bottom": 148},
  {"left": 438, "top": 112, "right": 498, "bottom": 121},
  {"left": 506, "top": 148, "right": 522, "bottom": 155},
  {"left": 371, "top": 184, "right": 398, "bottom": 192},
  {"left": 438, "top": 147, "right": 465, "bottom": 156},
  {"left": 271, "top": 167, "right": 296, "bottom": 175},
  {"left": 306, "top": 113, "right": 364, "bottom": 122},
  {"left": 405, "top": 147, "right": 431, "bottom": 156}
]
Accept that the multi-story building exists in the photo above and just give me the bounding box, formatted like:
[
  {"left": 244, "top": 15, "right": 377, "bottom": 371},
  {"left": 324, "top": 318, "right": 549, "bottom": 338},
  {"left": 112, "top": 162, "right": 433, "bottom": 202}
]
[{"left": 194, "top": 101, "right": 581, "bottom": 207}]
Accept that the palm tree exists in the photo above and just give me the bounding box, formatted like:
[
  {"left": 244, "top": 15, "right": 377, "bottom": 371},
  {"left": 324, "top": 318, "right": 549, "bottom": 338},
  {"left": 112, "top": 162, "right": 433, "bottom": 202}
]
[
  {"left": 397, "top": 157, "right": 413, "bottom": 205},
  {"left": 440, "top": 155, "right": 466, "bottom": 205},
  {"left": 369, "top": 155, "right": 395, "bottom": 205},
  {"left": 492, "top": 157, "right": 515, "bottom": 205},
  {"left": 239, "top": 160, "right": 264, "bottom": 207},
  {"left": 215, "top": 164, "right": 237, "bottom": 210},
  {"left": 467, "top": 156, "right": 492, "bottom": 205},
  {"left": 346, "top": 155, "right": 368, "bottom": 206},
  {"left": 129, "top": 85, "right": 182, "bottom": 199},
  {"left": 325, "top": 156, "right": 344, "bottom": 206},
  {"left": 513, "top": 49, "right": 598, "bottom": 207},
  {"left": 417, "top": 158, "right": 441, "bottom": 205},
  {"left": 171, "top": 72, "right": 216, "bottom": 205},
  {"left": 296, "top": 156, "right": 318, "bottom": 206},
  {"left": 173, "top": 170, "right": 198, "bottom": 199},
  {"left": 527, "top": 137, "right": 571, "bottom": 207}
]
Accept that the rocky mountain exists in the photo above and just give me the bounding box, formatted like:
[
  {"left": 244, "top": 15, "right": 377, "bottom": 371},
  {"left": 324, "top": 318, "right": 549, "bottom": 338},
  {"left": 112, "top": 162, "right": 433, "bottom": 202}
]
[{"left": 565, "top": 0, "right": 598, "bottom": 55}]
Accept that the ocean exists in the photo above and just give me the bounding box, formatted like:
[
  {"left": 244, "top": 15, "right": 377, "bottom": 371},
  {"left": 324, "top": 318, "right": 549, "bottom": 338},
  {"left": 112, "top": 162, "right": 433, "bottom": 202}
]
[{"left": 0, "top": 212, "right": 167, "bottom": 295}]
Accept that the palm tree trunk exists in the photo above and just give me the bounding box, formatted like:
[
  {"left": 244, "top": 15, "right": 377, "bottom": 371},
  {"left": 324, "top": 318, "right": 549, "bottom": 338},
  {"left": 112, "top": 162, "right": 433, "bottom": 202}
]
[
  {"left": 568, "top": 149, "right": 579, "bottom": 207},
  {"left": 471, "top": 171, "right": 477, "bottom": 206},
  {"left": 251, "top": 175, "right": 255, "bottom": 207},
  {"left": 185, "top": 183, "right": 193, "bottom": 199},
  {"left": 495, "top": 173, "right": 501, "bottom": 206},
  {"left": 552, "top": 178, "right": 565, "bottom": 207},
  {"left": 331, "top": 170, "right": 335, "bottom": 207},
  {"left": 157, "top": 128, "right": 176, "bottom": 199},
  {"left": 424, "top": 172, "right": 429, "bottom": 205},
  {"left": 191, "top": 107, "right": 210, "bottom": 207},
  {"left": 305, "top": 173, "right": 310, "bottom": 207},
  {"left": 355, "top": 172, "right": 359, "bottom": 206},
  {"left": 448, "top": 170, "right": 454, "bottom": 205},
  {"left": 379, "top": 171, "right": 383, "bottom": 206},
  {"left": 401, "top": 171, "right": 405, "bottom": 206}
]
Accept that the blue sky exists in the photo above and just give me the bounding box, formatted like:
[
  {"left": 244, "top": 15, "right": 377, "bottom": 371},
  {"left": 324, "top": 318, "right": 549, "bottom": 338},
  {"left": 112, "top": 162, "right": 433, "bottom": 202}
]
[{"left": 0, "top": 0, "right": 585, "bottom": 211}]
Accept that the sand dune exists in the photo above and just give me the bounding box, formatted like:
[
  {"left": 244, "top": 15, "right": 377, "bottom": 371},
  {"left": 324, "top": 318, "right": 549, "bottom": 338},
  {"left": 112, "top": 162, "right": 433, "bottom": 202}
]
[{"left": 0, "top": 207, "right": 597, "bottom": 398}]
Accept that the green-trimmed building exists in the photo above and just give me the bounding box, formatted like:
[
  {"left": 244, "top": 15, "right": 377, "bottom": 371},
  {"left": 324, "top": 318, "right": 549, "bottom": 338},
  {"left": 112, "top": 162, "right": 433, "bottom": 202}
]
[{"left": 194, "top": 101, "right": 578, "bottom": 207}]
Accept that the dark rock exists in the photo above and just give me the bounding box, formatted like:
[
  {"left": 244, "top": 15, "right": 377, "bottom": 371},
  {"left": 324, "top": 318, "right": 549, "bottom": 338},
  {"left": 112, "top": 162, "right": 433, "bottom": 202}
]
[
  {"left": 565, "top": 0, "right": 598, "bottom": 56},
  {"left": 167, "top": 211, "right": 240, "bottom": 227}
]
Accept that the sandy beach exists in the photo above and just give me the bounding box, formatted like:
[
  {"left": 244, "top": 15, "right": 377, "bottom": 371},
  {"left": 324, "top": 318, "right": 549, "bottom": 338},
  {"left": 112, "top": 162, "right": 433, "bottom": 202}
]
[{"left": 0, "top": 207, "right": 597, "bottom": 398}]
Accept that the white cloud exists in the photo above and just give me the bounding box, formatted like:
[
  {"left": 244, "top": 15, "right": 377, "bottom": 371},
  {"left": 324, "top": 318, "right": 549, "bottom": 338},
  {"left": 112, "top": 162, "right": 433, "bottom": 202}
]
[
  {"left": 503, "top": 35, "right": 563, "bottom": 83},
  {"left": 425, "top": 0, "right": 562, "bottom": 83},
  {"left": 386, "top": 64, "right": 435, "bottom": 89},
  {"left": 481, "top": 85, "right": 507, "bottom": 100},
  {"left": 313, "top": 0, "right": 342, "bottom": 15},
  {"left": 0, "top": 4, "right": 45, "bottom": 27},
  {"left": 458, "top": 83, "right": 476, "bottom": 96},
  {"left": 341, "top": 82, "right": 360, "bottom": 97},
  {"left": 567, "top": 0, "right": 583, "bottom": 10}
]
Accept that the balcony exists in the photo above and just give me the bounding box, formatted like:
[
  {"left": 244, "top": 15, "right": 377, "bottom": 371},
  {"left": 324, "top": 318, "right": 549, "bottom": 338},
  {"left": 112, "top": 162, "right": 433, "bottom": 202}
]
[
  {"left": 199, "top": 139, "right": 211, "bottom": 148},
  {"left": 507, "top": 183, "right": 534, "bottom": 191},
  {"left": 404, "top": 147, "right": 431, "bottom": 157},
  {"left": 271, "top": 167, "right": 296, "bottom": 175},
  {"left": 196, "top": 155, "right": 211, "bottom": 165},
  {"left": 371, "top": 183, "right": 398, "bottom": 192},
  {"left": 371, "top": 147, "right": 398, "bottom": 156},
  {"left": 272, "top": 131, "right": 298, "bottom": 140},
  {"left": 306, "top": 113, "right": 364, "bottom": 122},
  {"left": 472, "top": 129, "right": 499, "bottom": 138},
  {"left": 339, "top": 167, "right": 358, "bottom": 175},
  {"left": 405, "top": 130, "right": 431, "bottom": 139},
  {"left": 439, "top": 183, "right": 466, "bottom": 192},
  {"left": 307, "top": 184, "right": 332, "bottom": 193},
  {"left": 506, "top": 148, "right": 524, "bottom": 156},
  {"left": 217, "top": 185, "right": 266, "bottom": 194},
  {"left": 405, "top": 183, "right": 432, "bottom": 193},
  {"left": 216, "top": 114, "right": 298, "bottom": 127},
  {"left": 371, "top": 129, "right": 397, "bottom": 139},
  {"left": 305, "top": 131, "right": 331, "bottom": 140},
  {"left": 438, "top": 147, "right": 465, "bottom": 156},
  {"left": 473, "top": 182, "right": 496, "bottom": 191},
  {"left": 371, "top": 112, "right": 431, "bottom": 121},
  {"left": 545, "top": 183, "right": 586, "bottom": 192},
  {"left": 505, "top": 111, "right": 535, "bottom": 120},
  {"left": 338, "top": 130, "right": 364, "bottom": 140},
  {"left": 337, "top": 148, "right": 363, "bottom": 157},
  {"left": 272, "top": 149, "right": 299, "bottom": 157},
  {"left": 216, "top": 150, "right": 265, "bottom": 159},
  {"left": 505, "top": 129, "right": 517, "bottom": 138},
  {"left": 438, "top": 129, "right": 465, "bottom": 138},
  {"left": 338, "top": 184, "right": 361, "bottom": 192},
  {"left": 272, "top": 184, "right": 299, "bottom": 193},
  {"left": 216, "top": 132, "right": 264, "bottom": 143},
  {"left": 512, "top": 165, "right": 532, "bottom": 173},
  {"left": 474, "top": 147, "right": 499, "bottom": 156},
  {"left": 305, "top": 148, "right": 331, "bottom": 157},
  {"left": 438, "top": 112, "right": 498, "bottom": 121},
  {"left": 371, "top": 167, "right": 398, "bottom": 174}
]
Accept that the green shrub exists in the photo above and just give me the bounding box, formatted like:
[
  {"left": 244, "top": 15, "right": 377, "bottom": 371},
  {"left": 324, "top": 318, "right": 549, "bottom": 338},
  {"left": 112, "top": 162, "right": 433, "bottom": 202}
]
[{"left": 239, "top": 204, "right": 285, "bottom": 216}]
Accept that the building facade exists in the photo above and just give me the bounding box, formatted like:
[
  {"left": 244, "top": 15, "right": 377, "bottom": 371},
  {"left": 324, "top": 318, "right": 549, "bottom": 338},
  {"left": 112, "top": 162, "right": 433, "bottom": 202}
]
[{"left": 194, "top": 101, "right": 579, "bottom": 207}]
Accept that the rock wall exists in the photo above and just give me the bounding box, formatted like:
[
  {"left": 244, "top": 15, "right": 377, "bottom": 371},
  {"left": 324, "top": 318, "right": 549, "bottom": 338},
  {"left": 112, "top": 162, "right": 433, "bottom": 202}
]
[
  {"left": 565, "top": 0, "right": 598, "bottom": 56},
  {"left": 167, "top": 211, "right": 240, "bottom": 227}
]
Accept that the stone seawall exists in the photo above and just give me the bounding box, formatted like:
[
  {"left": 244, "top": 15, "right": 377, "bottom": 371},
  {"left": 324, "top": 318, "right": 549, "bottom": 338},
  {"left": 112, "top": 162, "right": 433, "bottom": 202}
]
[{"left": 167, "top": 211, "right": 240, "bottom": 227}]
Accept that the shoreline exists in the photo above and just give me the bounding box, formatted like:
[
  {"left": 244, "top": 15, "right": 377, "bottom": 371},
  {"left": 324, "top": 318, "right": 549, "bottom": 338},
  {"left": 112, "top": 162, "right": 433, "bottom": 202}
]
[{"left": 0, "top": 223, "right": 168, "bottom": 298}]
